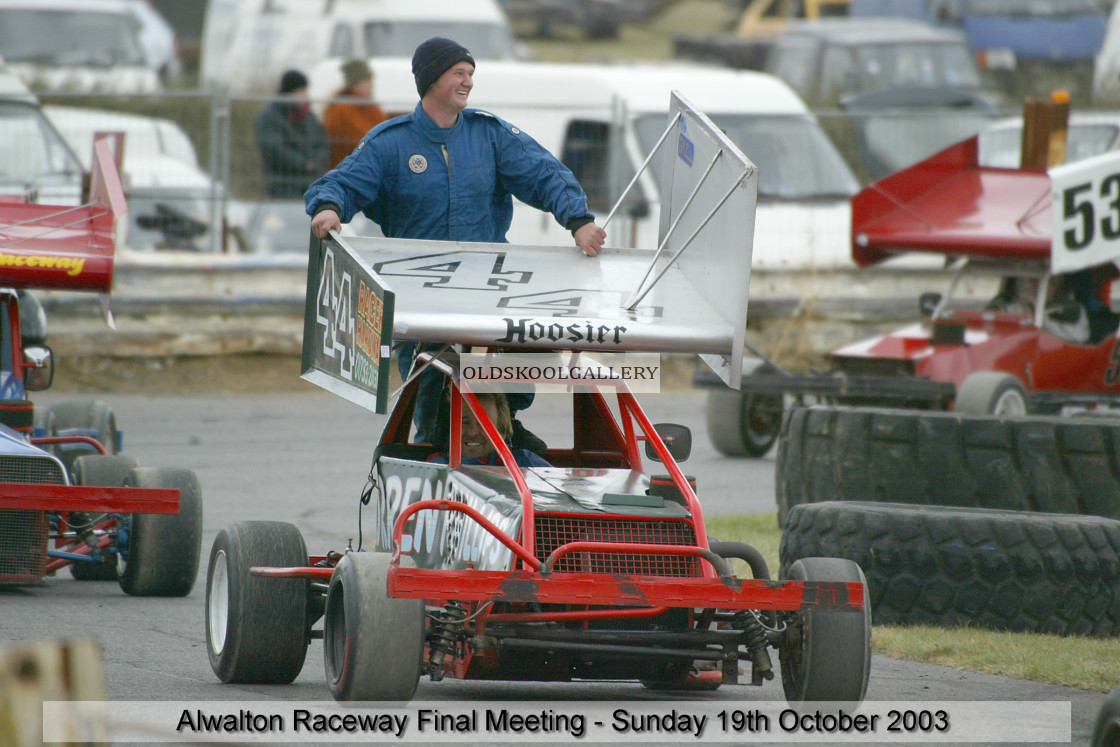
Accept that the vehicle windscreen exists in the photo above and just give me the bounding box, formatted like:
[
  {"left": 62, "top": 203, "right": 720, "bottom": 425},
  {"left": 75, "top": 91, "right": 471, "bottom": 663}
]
[
  {"left": 0, "top": 102, "right": 83, "bottom": 190},
  {"left": 832, "top": 41, "right": 982, "bottom": 93},
  {"left": 0, "top": 10, "right": 146, "bottom": 66},
  {"left": 362, "top": 22, "right": 519, "bottom": 59},
  {"left": 964, "top": 0, "right": 1099, "bottom": 16},
  {"left": 634, "top": 114, "right": 859, "bottom": 199},
  {"left": 979, "top": 123, "right": 1120, "bottom": 168}
]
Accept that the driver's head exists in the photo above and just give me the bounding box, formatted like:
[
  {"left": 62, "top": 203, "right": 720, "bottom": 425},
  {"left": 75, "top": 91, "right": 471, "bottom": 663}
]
[{"left": 461, "top": 392, "right": 512, "bottom": 459}]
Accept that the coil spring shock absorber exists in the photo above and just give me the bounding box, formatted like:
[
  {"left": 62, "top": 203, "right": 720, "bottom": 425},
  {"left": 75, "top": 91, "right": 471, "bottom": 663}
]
[
  {"left": 427, "top": 601, "right": 469, "bottom": 681},
  {"left": 735, "top": 609, "right": 774, "bottom": 686}
]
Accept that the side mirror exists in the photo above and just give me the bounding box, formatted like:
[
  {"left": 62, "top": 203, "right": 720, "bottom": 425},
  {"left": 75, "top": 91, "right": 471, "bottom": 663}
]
[
  {"left": 645, "top": 423, "right": 691, "bottom": 463},
  {"left": 919, "top": 292, "right": 942, "bottom": 317},
  {"left": 23, "top": 345, "right": 53, "bottom": 391}
]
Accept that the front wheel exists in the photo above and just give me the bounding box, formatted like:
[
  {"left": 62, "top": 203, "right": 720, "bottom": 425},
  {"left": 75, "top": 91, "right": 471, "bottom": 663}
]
[
  {"left": 117, "top": 468, "right": 202, "bottom": 597},
  {"left": 779, "top": 557, "right": 871, "bottom": 707},
  {"left": 206, "top": 521, "right": 310, "bottom": 684},
  {"left": 954, "top": 372, "right": 1028, "bottom": 415},
  {"left": 324, "top": 552, "right": 424, "bottom": 701},
  {"left": 705, "top": 360, "right": 783, "bottom": 457}
]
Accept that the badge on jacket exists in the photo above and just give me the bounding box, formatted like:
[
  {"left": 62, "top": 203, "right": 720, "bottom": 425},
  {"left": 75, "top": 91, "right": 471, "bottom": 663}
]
[{"left": 408, "top": 155, "right": 427, "bottom": 173}]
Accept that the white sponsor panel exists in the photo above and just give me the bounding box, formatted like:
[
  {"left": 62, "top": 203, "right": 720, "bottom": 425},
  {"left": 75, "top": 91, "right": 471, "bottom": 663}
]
[
  {"left": 460, "top": 351, "right": 663, "bottom": 394},
  {"left": 1050, "top": 149, "right": 1120, "bottom": 273},
  {"left": 45, "top": 700, "right": 1071, "bottom": 743}
]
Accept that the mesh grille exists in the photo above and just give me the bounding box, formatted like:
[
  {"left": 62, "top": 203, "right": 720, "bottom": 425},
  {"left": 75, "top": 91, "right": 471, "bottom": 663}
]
[
  {"left": 534, "top": 514, "right": 700, "bottom": 577},
  {"left": 0, "top": 455, "right": 66, "bottom": 485},
  {"left": 0, "top": 510, "right": 46, "bottom": 583}
]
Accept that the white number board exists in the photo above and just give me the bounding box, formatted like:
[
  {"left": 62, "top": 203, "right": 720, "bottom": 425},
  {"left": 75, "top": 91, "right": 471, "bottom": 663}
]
[{"left": 1050, "top": 150, "right": 1120, "bottom": 273}]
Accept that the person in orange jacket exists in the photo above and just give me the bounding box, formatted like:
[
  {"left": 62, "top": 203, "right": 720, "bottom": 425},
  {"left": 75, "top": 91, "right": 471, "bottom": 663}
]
[{"left": 323, "top": 58, "right": 389, "bottom": 168}]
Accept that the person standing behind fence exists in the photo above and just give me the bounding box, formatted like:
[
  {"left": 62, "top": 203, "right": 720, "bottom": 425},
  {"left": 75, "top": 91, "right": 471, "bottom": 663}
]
[
  {"left": 323, "top": 58, "right": 388, "bottom": 168},
  {"left": 256, "top": 69, "right": 329, "bottom": 198}
]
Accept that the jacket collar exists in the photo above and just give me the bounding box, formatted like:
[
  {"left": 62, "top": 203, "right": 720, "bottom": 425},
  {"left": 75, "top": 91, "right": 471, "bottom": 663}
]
[{"left": 411, "top": 101, "right": 464, "bottom": 145}]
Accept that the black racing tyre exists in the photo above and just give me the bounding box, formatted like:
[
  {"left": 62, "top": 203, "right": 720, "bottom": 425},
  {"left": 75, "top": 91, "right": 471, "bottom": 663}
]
[
  {"left": 780, "top": 501, "right": 1120, "bottom": 636},
  {"left": 324, "top": 552, "right": 424, "bottom": 701},
  {"left": 705, "top": 359, "right": 783, "bottom": 457},
  {"left": 779, "top": 557, "right": 871, "bottom": 708},
  {"left": 68, "top": 454, "right": 140, "bottom": 581},
  {"left": 1092, "top": 685, "right": 1120, "bottom": 747},
  {"left": 118, "top": 468, "right": 203, "bottom": 597},
  {"left": 775, "top": 405, "right": 1120, "bottom": 526},
  {"left": 206, "top": 521, "right": 310, "bottom": 684},
  {"left": 954, "top": 372, "right": 1028, "bottom": 415},
  {"left": 47, "top": 400, "right": 118, "bottom": 478}
]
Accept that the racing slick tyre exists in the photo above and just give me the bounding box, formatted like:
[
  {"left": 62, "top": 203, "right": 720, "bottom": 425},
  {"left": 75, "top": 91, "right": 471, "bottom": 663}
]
[
  {"left": 206, "top": 521, "right": 310, "bottom": 684},
  {"left": 46, "top": 400, "right": 118, "bottom": 474},
  {"left": 68, "top": 454, "right": 140, "bottom": 581},
  {"left": 780, "top": 502, "right": 1120, "bottom": 636},
  {"left": 953, "top": 372, "right": 1028, "bottom": 415},
  {"left": 778, "top": 557, "right": 871, "bottom": 708},
  {"left": 705, "top": 359, "right": 783, "bottom": 457},
  {"left": 775, "top": 405, "right": 1120, "bottom": 526},
  {"left": 1092, "top": 685, "right": 1120, "bottom": 747},
  {"left": 324, "top": 551, "right": 424, "bottom": 701},
  {"left": 117, "top": 468, "right": 203, "bottom": 597}
]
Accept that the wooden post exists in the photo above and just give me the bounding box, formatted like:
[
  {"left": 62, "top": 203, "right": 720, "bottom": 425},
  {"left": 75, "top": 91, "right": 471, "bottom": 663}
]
[
  {"left": 1020, "top": 90, "right": 1071, "bottom": 170},
  {"left": 0, "top": 638, "right": 106, "bottom": 747}
]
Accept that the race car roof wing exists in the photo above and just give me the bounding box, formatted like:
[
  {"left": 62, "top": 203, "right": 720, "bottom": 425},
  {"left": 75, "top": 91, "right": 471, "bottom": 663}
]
[
  {"left": 851, "top": 135, "right": 1052, "bottom": 267},
  {"left": 301, "top": 92, "right": 758, "bottom": 414},
  {"left": 0, "top": 135, "right": 124, "bottom": 295}
]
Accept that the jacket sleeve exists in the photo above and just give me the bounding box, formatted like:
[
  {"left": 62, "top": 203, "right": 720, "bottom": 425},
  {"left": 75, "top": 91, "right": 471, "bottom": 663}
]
[
  {"left": 490, "top": 120, "right": 594, "bottom": 229},
  {"left": 304, "top": 135, "right": 385, "bottom": 220}
]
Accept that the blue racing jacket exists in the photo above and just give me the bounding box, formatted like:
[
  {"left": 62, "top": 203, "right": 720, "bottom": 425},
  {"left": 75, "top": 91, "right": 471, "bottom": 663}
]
[{"left": 304, "top": 102, "right": 593, "bottom": 241}]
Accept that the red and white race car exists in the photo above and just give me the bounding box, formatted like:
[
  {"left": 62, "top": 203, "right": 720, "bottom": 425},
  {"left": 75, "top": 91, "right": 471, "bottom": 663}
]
[{"left": 701, "top": 137, "right": 1120, "bottom": 457}]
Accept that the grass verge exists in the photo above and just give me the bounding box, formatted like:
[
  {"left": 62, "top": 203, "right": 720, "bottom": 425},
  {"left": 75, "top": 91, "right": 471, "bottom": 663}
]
[{"left": 705, "top": 514, "right": 1120, "bottom": 693}]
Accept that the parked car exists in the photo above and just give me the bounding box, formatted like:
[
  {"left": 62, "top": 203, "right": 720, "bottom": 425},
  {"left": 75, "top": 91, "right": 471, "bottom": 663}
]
[
  {"left": 0, "top": 57, "right": 84, "bottom": 205},
  {"left": 0, "top": 0, "right": 161, "bottom": 93},
  {"left": 45, "top": 105, "right": 218, "bottom": 251},
  {"left": 764, "top": 18, "right": 991, "bottom": 108}
]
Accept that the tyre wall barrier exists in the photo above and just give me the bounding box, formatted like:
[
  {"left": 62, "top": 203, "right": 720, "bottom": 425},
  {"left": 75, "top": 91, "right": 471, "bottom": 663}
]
[
  {"left": 776, "top": 405, "right": 1120, "bottom": 526},
  {"left": 780, "top": 501, "right": 1120, "bottom": 636}
]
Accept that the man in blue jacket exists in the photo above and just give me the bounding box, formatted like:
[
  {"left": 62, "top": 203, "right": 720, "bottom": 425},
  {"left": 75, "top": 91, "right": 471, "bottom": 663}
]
[{"left": 306, "top": 36, "right": 606, "bottom": 443}]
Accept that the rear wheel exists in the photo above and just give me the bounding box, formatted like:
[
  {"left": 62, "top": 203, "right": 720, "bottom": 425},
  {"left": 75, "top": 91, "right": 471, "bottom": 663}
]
[
  {"left": 118, "top": 467, "right": 202, "bottom": 597},
  {"left": 324, "top": 552, "right": 424, "bottom": 701},
  {"left": 68, "top": 455, "right": 139, "bottom": 581},
  {"left": 206, "top": 521, "right": 310, "bottom": 684},
  {"left": 705, "top": 359, "right": 783, "bottom": 457},
  {"left": 1092, "top": 685, "right": 1120, "bottom": 747},
  {"left": 954, "top": 372, "right": 1028, "bottom": 415},
  {"left": 779, "top": 557, "right": 871, "bottom": 708},
  {"left": 47, "top": 400, "right": 118, "bottom": 475}
]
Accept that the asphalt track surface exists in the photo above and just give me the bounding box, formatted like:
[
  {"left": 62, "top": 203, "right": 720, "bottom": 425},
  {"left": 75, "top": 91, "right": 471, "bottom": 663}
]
[{"left": 1, "top": 390, "right": 1110, "bottom": 745}]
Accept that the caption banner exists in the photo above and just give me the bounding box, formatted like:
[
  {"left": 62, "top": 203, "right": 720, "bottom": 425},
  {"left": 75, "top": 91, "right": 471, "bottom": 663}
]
[{"left": 44, "top": 699, "right": 1071, "bottom": 743}]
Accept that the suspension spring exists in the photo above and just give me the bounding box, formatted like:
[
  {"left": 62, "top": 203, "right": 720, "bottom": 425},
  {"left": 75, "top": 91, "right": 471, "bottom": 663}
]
[
  {"left": 427, "top": 601, "right": 469, "bottom": 681},
  {"left": 734, "top": 609, "right": 774, "bottom": 685}
]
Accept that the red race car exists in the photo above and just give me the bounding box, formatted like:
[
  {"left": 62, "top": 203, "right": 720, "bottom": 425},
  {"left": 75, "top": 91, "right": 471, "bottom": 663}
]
[{"left": 701, "top": 137, "right": 1120, "bottom": 457}]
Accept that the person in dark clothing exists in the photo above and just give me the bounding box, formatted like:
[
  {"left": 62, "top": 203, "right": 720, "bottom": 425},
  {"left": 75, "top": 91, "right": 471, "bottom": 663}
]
[{"left": 256, "top": 69, "right": 329, "bottom": 198}]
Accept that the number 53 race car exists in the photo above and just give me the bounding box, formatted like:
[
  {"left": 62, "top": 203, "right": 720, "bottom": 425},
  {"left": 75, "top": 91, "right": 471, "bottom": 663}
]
[{"left": 203, "top": 94, "right": 871, "bottom": 705}]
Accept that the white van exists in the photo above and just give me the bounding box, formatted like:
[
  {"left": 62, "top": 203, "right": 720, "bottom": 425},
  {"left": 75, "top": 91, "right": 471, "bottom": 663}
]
[
  {"left": 200, "top": 0, "right": 524, "bottom": 95},
  {"left": 309, "top": 58, "right": 861, "bottom": 270},
  {"left": 0, "top": 57, "right": 83, "bottom": 205}
]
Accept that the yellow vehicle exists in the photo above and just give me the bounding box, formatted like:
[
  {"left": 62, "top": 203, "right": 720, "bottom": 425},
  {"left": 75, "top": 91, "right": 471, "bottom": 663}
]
[{"left": 734, "top": 0, "right": 851, "bottom": 37}]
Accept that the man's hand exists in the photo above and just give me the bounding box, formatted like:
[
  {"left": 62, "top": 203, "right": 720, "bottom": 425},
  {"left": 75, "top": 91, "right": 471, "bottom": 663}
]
[
  {"left": 311, "top": 209, "right": 342, "bottom": 239},
  {"left": 574, "top": 222, "right": 606, "bottom": 257}
]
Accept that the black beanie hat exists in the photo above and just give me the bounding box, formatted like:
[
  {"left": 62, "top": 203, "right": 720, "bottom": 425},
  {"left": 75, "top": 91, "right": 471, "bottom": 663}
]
[
  {"left": 412, "top": 37, "right": 475, "bottom": 97},
  {"left": 278, "top": 69, "right": 308, "bottom": 94}
]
